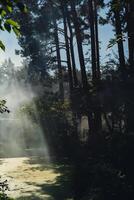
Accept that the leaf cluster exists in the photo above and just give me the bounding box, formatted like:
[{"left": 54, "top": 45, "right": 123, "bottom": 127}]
[
  {"left": 0, "top": 99, "right": 10, "bottom": 113},
  {"left": 0, "top": 0, "right": 27, "bottom": 51}
]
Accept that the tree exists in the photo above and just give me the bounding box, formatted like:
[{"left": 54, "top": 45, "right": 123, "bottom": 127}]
[
  {"left": 107, "top": 0, "right": 126, "bottom": 79},
  {"left": 53, "top": 15, "right": 64, "bottom": 100},
  {"left": 60, "top": 0, "right": 73, "bottom": 93},
  {"left": 66, "top": 8, "right": 78, "bottom": 87},
  {"left": 125, "top": 0, "right": 134, "bottom": 70},
  {"left": 70, "top": 0, "right": 88, "bottom": 90}
]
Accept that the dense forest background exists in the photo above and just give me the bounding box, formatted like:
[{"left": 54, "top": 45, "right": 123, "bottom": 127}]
[{"left": 0, "top": 0, "right": 134, "bottom": 199}]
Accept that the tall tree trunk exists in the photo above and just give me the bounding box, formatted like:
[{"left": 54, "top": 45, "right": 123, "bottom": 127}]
[
  {"left": 125, "top": 0, "right": 134, "bottom": 133},
  {"left": 70, "top": 1, "right": 93, "bottom": 136},
  {"left": 113, "top": 0, "right": 126, "bottom": 78},
  {"left": 94, "top": 0, "right": 100, "bottom": 81},
  {"left": 94, "top": 0, "right": 102, "bottom": 132},
  {"left": 70, "top": 1, "right": 88, "bottom": 90},
  {"left": 126, "top": 0, "right": 134, "bottom": 71},
  {"left": 88, "top": 0, "right": 97, "bottom": 83},
  {"left": 66, "top": 7, "right": 78, "bottom": 87},
  {"left": 53, "top": 18, "right": 64, "bottom": 100},
  {"left": 88, "top": 0, "right": 102, "bottom": 134},
  {"left": 61, "top": 1, "right": 73, "bottom": 92}
]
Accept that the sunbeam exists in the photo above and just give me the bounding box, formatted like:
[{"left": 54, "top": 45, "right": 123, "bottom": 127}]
[{"left": 0, "top": 67, "right": 50, "bottom": 161}]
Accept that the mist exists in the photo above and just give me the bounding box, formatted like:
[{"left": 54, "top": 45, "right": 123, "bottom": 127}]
[{"left": 0, "top": 59, "right": 50, "bottom": 161}]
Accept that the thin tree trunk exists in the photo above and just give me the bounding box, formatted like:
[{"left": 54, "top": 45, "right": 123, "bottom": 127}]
[
  {"left": 53, "top": 18, "right": 64, "bottom": 100},
  {"left": 70, "top": 1, "right": 92, "bottom": 135},
  {"left": 94, "top": 0, "right": 100, "bottom": 80},
  {"left": 70, "top": 1, "right": 88, "bottom": 90},
  {"left": 94, "top": 0, "right": 102, "bottom": 132},
  {"left": 88, "top": 0, "right": 102, "bottom": 133},
  {"left": 88, "top": 0, "right": 97, "bottom": 83},
  {"left": 113, "top": 0, "right": 126, "bottom": 78},
  {"left": 61, "top": 1, "right": 73, "bottom": 92},
  {"left": 125, "top": 0, "right": 134, "bottom": 132},
  {"left": 66, "top": 7, "right": 78, "bottom": 87},
  {"left": 126, "top": 0, "right": 134, "bottom": 70}
]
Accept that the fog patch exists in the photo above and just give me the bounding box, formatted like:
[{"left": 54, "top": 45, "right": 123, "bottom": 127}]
[{"left": 0, "top": 61, "right": 50, "bottom": 161}]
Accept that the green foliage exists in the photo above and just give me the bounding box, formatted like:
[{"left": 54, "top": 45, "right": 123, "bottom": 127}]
[
  {"left": 17, "top": 92, "right": 75, "bottom": 157},
  {"left": 19, "top": 95, "right": 70, "bottom": 120},
  {"left": 107, "top": 34, "right": 127, "bottom": 49},
  {"left": 0, "top": 40, "right": 5, "bottom": 51},
  {"left": 0, "top": 179, "right": 13, "bottom": 200},
  {"left": 99, "top": 16, "right": 108, "bottom": 25},
  {"left": 16, "top": 2, "right": 27, "bottom": 13},
  {"left": 0, "top": 0, "right": 27, "bottom": 50},
  {"left": 0, "top": 99, "right": 10, "bottom": 113}
]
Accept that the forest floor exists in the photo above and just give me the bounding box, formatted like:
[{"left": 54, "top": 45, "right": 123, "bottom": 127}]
[{"left": 0, "top": 157, "right": 73, "bottom": 200}]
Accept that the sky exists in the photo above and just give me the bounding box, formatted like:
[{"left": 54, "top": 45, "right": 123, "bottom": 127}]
[{"left": 0, "top": 31, "right": 22, "bottom": 67}]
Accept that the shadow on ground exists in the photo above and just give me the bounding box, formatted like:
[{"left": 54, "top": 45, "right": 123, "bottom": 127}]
[
  {"left": 16, "top": 157, "right": 74, "bottom": 200},
  {"left": 15, "top": 195, "right": 43, "bottom": 200},
  {"left": 35, "top": 168, "right": 73, "bottom": 200}
]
